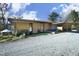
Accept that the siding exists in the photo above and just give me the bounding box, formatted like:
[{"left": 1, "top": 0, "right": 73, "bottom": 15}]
[
  {"left": 44, "top": 23, "right": 51, "bottom": 32},
  {"left": 12, "top": 22, "right": 30, "bottom": 31},
  {"left": 32, "top": 22, "right": 38, "bottom": 33},
  {"left": 63, "top": 23, "right": 73, "bottom": 31},
  {"left": 37, "top": 23, "right": 44, "bottom": 32},
  {"left": 11, "top": 20, "right": 52, "bottom": 33}
]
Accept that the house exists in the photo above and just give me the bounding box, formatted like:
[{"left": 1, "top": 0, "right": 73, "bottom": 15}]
[
  {"left": 53, "top": 20, "right": 79, "bottom": 32},
  {"left": 1, "top": 17, "right": 77, "bottom": 34},
  {"left": 8, "top": 18, "right": 53, "bottom": 34}
]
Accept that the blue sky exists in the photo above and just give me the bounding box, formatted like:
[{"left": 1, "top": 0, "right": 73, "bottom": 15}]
[{"left": 6, "top": 3, "right": 79, "bottom": 21}]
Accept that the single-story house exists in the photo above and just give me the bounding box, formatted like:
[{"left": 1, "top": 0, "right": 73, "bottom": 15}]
[
  {"left": 53, "top": 22, "right": 73, "bottom": 32},
  {"left": 1, "top": 18, "right": 78, "bottom": 34},
  {"left": 8, "top": 18, "right": 53, "bottom": 34},
  {"left": 53, "top": 20, "right": 79, "bottom": 32}
]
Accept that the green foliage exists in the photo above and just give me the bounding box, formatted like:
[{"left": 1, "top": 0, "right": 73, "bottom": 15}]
[
  {"left": 16, "top": 32, "right": 23, "bottom": 37},
  {"left": 66, "top": 10, "right": 79, "bottom": 31},
  {"left": 67, "top": 10, "right": 78, "bottom": 22},
  {"left": 0, "top": 35, "right": 13, "bottom": 42},
  {"left": 49, "top": 11, "right": 59, "bottom": 22},
  {"left": 16, "top": 30, "right": 27, "bottom": 37},
  {"left": 74, "top": 24, "right": 79, "bottom": 31}
]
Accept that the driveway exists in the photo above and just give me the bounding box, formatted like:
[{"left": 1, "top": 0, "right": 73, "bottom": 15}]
[{"left": 0, "top": 32, "right": 79, "bottom": 56}]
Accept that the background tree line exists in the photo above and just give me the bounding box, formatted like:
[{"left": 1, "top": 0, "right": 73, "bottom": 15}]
[{"left": 49, "top": 10, "right": 79, "bottom": 31}]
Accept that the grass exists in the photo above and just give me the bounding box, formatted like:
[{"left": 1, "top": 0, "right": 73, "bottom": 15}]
[
  {"left": 25, "top": 32, "right": 51, "bottom": 37},
  {"left": 0, "top": 35, "right": 13, "bottom": 42},
  {"left": 0, "top": 32, "right": 52, "bottom": 43}
]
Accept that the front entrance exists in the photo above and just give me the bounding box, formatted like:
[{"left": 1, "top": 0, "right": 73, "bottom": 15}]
[{"left": 29, "top": 23, "right": 33, "bottom": 34}]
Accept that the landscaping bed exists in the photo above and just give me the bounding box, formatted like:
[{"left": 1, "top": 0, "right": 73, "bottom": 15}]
[{"left": 0, "top": 32, "right": 51, "bottom": 43}]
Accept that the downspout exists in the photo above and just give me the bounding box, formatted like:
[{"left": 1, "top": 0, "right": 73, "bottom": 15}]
[
  {"left": 43, "top": 23, "right": 44, "bottom": 32},
  {"left": 67, "top": 22, "right": 68, "bottom": 32}
]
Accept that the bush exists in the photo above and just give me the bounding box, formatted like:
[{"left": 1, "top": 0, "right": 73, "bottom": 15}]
[
  {"left": 16, "top": 30, "right": 27, "bottom": 37},
  {"left": 16, "top": 32, "right": 23, "bottom": 37},
  {"left": 74, "top": 24, "right": 79, "bottom": 31},
  {"left": 55, "top": 29, "right": 63, "bottom": 34},
  {"left": 2, "top": 36, "right": 9, "bottom": 39},
  {"left": 0, "top": 35, "right": 13, "bottom": 42}
]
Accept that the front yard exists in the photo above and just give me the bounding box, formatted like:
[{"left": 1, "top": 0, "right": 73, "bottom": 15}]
[
  {"left": 0, "top": 32, "right": 51, "bottom": 42},
  {"left": 0, "top": 32, "right": 79, "bottom": 56}
]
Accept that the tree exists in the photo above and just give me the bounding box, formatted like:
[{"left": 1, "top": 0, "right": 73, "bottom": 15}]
[
  {"left": 68, "top": 10, "right": 78, "bottom": 22},
  {"left": 0, "top": 3, "right": 8, "bottom": 29},
  {"left": 66, "top": 10, "right": 79, "bottom": 31},
  {"left": 48, "top": 11, "right": 59, "bottom": 22}
]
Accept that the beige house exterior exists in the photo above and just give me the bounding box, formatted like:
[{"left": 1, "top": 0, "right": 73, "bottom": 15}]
[
  {"left": 1, "top": 18, "right": 77, "bottom": 33},
  {"left": 9, "top": 18, "right": 52, "bottom": 33},
  {"left": 55, "top": 22, "right": 77, "bottom": 31}
]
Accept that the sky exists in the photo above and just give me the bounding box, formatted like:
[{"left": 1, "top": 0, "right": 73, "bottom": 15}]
[{"left": 5, "top": 3, "right": 79, "bottom": 21}]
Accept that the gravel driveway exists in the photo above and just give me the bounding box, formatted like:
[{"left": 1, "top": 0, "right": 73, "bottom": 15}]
[{"left": 0, "top": 32, "right": 79, "bottom": 56}]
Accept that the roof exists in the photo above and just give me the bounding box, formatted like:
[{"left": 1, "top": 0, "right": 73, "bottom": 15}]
[
  {"left": 53, "top": 22, "right": 64, "bottom": 24},
  {"left": 8, "top": 18, "right": 52, "bottom": 23}
]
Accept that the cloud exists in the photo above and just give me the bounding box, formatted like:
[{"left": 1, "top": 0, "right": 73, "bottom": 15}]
[
  {"left": 11, "top": 3, "right": 30, "bottom": 13},
  {"left": 60, "top": 4, "right": 68, "bottom": 8},
  {"left": 59, "top": 4, "right": 79, "bottom": 21},
  {"left": 52, "top": 7, "right": 57, "bottom": 11},
  {"left": 60, "top": 4, "right": 64, "bottom": 7},
  {"left": 7, "top": 3, "right": 39, "bottom": 20},
  {"left": 11, "top": 3, "right": 22, "bottom": 13},
  {"left": 9, "top": 3, "right": 30, "bottom": 15},
  {"left": 7, "top": 3, "right": 11, "bottom": 9},
  {"left": 21, "top": 11, "right": 39, "bottom": 20}
]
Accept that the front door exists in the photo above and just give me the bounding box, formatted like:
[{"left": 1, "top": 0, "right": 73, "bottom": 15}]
[{"left": 29, "top": 23, "right": 33, "bottom": 32}]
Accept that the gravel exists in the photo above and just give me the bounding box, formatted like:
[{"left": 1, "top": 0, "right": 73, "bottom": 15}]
[{"left": 0, "top": 32, "right": 79, "bottom": 56}]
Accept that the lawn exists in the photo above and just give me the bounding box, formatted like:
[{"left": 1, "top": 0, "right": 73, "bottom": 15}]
[{"left": 0, "top": 32, "right": 51, "bottom": 42}]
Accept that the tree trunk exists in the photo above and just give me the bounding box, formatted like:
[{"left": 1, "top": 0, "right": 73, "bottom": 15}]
[{"left": 2, "top": 8, "right": 6, "bottom": 29}]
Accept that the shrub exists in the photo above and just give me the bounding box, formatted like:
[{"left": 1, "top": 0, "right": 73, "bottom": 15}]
[
  {"left": 0, "top": 35, "right": 13, "bottom": 41},
  {"left": 16, "top": 30, "right": 27, "bottom": 37},
  {"left": 55, "top": 29, "right": 63, "bottom": 34},
  {"left": 16, "top": 32, "right": 23, "bottom": 37}
]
